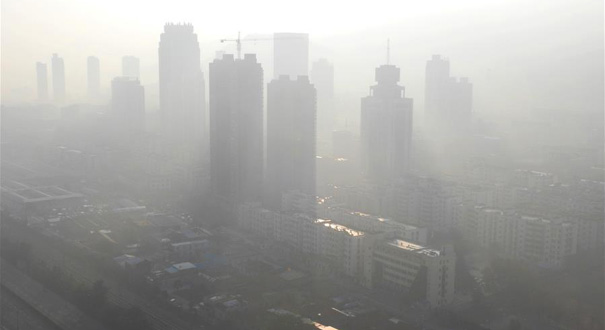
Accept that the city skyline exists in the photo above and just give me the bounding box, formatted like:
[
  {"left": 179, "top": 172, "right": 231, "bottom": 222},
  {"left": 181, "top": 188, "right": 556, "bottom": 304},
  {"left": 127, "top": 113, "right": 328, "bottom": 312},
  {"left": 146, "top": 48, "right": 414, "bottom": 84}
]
[
  {"left": 1, "top": 3, "right": 603, "bottom": 330},
  {"left": 3, "top": 0, "right": 600, "bottom": 120}
]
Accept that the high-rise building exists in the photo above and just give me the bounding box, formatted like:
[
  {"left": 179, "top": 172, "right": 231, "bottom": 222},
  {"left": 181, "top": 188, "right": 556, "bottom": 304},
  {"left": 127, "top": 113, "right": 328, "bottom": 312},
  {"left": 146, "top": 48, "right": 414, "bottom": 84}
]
[
  {"left": 310, "top": 59, "right": 334, "bottom": 99},
  {"left": 273, "top": 33, "right": 309, "bottom": 79},
  {"left": 266, "top": 75, "right": 316, "bottom": 210},
  {"left": 87, "top": 56, "right": 100, "bottom": 99},
  {"left": 425, "top": 55, "right": 472, "bottom": 129},
  {"left": 51, "top": 53, "right": 66, "bottom": 103},
  {"left": 159, "top": 23, "right": 206, "bottom": 142},
  {"left": 310, "top": 58, "right": 335, "bottom": 137},
  {"left": 122, "top": 56, "right": 140, "bottom": 79},
  {"left": 111, "top": 77, "right": 145, "bottom": 132},
  {"left": 450, "top": 77, "right": 472, "bottom": 122},
  {"left": 36, "top": 62, "right": 48, "bottom": 101},
  {"left": 209, "top": 54, "right": 264, "bottom": 207},
  {"left": 360, "top": 64, "right": 413, "bottom": 183},
  {"left": 424, "top": 55, "right": 449, "bottom": 122}
]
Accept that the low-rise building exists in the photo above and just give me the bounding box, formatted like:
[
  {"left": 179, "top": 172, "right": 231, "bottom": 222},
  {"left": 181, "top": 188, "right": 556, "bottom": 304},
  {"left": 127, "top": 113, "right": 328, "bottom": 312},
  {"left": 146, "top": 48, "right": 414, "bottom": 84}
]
[
  {"left": 459, "top": 205, "right": 578, "bottom": 268},
  {"left": 238, "top": 203, "right": 455, "bottom": 308},
  {"left": 370, "top": 240, "right": 456, "bottom": 308},
  {"left": 318, "top": 203, "right": 427, "bottom": 244},
  {"left": 1, "top": 181, "right": 83, "bottom": 221},
  {"left": 171, "top": 240, "right": 209, "bottom": 259}
]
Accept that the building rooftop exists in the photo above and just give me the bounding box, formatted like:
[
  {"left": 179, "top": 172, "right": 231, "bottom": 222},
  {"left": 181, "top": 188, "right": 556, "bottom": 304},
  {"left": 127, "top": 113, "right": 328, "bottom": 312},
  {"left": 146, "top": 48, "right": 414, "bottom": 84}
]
[
  {"left": 515, "top": 169, "right": 552, "bottom": 177},
  {"left": 481, "top": 207, "right": 504, "bottom": 214},
  {"left": 388, "top": 239, "right": 442, "bottom": 257},
  {"left": 1, "top": 181, "right": 82, "bottom": 203},
  {"left": 113, "top": 254, "right": 145, "bottom": 267},
  {"left": 317, "top": 219, "right": 365, "bottom": 237},
  {"left": 171, "top": 239, "right": 207, "bottom": 247},
  {"left": 165, "top": 262, "right": 197, "bottom": 274},
  {"left": 336, "top": 207, "right": 421, "bottom": 230}
]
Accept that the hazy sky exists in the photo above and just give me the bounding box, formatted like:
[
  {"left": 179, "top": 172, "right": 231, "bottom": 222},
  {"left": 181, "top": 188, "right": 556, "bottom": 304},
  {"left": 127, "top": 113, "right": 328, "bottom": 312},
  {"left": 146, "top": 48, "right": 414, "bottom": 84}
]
[{"left": 2, "top": 0, "right": 603, "bottom": 115}]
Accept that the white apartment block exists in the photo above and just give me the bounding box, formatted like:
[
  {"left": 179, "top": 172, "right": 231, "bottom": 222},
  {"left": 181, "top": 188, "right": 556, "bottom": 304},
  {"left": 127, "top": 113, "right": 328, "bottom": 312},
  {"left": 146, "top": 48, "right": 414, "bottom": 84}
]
[
  {"left": 371, "top": 240, "right": 456, "bottom": 308},
  {"left": 460, "top": 205, "right": 578, "bottom": 268},
  {"left": 317, "top": 203, "right": 428, "bottom": 244},
  {"left": 238, "top": 203, "right": 456, "bottom": 308}
]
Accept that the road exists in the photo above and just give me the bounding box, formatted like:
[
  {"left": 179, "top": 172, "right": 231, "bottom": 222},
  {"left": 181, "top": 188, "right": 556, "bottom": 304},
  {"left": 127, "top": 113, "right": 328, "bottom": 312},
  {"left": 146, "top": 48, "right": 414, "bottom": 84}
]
[
  {"left": 1, "top": 261, "right": 107, "bottom": 330},
  {"left": 1, "top": 285, "right": 61, "bottom": 330},
  {"left": 1, "top": 220, "right": 200, "bottom": 330}
]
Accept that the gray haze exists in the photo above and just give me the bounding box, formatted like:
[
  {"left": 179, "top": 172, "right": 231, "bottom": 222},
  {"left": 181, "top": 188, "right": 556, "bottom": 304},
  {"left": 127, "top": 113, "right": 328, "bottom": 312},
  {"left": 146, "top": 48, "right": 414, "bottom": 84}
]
[{"left": 1, "top": 1, "right": 603, "bottom": 330}]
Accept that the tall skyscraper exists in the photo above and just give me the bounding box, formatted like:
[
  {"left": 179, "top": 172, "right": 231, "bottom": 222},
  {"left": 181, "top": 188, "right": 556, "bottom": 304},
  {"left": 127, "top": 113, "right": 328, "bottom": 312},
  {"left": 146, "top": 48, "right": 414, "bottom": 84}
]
[
  {"left": 87, "top": 56, "right": 100, "bottom": 99},
  {"left": 209, "top": 54, "right": 264, "bottom": 207},
  {"left": 310, "top": 58, "right": 335, "bottom": 137},
  {"left": 360, "top": 64, "right": 413, "bottom": 183},
  {"left": 273, "top": 33, "right": 309, "bottom": 79},
  {"left": 159, "top": 23, "right": 206, "bottom": 142},
  {"left": 266, "top": 75, "right": 317, "bottom": 210},
  {"left": 122, "top": 56, "right": 140, "bottom": 79},
  {"left": 425, "top": 55, "right": 472, "bottom": 129},
  {"left": 51, "top": 53, "right": 65, "bottom": 103},
  {"left": 450, "top": 77, "right": 472, "bottom": 123},
  {"left": 310, "top": 59, "right": 334, "bottom": 99},
  {"left": 111, "top": 77, "right": 145, "bottom": 132},
  {"left": 36, "top": 62, "right": 48, "bottom": 101}
]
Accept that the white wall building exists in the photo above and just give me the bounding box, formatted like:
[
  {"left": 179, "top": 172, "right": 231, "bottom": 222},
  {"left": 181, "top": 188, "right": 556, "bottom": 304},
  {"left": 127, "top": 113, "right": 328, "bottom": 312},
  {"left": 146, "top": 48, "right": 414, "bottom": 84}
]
[
  {"left": 371, "top": 239, "right": 456, "bottom": 308},
  {"left": 238, "top": 203, "right": 455, "bottom": 308},
  {"left": 460, "top": 205, "right": 578, "bottom": 268}
]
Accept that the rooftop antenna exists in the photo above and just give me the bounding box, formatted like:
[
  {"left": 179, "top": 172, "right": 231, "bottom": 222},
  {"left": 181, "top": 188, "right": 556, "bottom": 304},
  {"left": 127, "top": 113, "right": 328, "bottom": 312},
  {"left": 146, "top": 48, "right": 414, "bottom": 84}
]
[
  {"left": 387, "top": 38, "right": 390, "bottom": 65},
  {"left": 236, "top": 31, "right": 241, "bottom": 60}
]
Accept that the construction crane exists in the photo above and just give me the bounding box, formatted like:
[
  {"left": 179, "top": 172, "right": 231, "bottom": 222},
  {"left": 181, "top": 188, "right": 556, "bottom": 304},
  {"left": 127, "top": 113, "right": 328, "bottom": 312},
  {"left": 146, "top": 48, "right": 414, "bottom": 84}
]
[{"left": 220, "top": 32, "right": 305, "bottom": 60}]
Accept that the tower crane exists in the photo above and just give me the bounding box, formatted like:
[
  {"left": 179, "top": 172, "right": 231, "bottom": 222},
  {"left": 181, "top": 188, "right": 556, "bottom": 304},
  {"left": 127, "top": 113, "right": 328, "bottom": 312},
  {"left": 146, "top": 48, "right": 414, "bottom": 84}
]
[{"left": 220, "top": 32, "right": 305, "bottom": 60}]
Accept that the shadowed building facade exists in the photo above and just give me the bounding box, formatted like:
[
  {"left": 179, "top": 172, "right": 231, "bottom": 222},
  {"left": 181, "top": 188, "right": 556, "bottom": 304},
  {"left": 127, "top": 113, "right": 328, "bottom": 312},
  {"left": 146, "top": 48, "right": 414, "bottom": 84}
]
[
  {"left": 159, "top": 23, "right": 206, "bottom": 143},
  {"left": 425, "top": 55, "right": 472, "bottom": 130},
  {"left": 111, "top": 76, "right": 145, "bottom": 133},
  {"left": 209, "top": 54, "right": 264, "bottom": 208},
  {"left": 87, "top": 56, "right": 100, "bottom": 99},
  {"left": 360, "top": 64, "right": 413, "bottom": 183},
  {"left": 310, "top": 58, "right": 335, "bottom": 139},
  {"left": 36, "top": 62, "right": 48, "bottom": 101},
  {"left": 265, "top": 75, "right": 317, "bottom": 211},
  {"left": 51, "top": 53, "right": 65, "bottom": 103}
]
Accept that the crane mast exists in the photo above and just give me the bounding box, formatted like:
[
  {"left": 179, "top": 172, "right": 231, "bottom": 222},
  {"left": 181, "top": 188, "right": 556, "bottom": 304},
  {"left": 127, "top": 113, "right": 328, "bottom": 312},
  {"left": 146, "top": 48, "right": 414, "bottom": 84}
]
[{"left": 220, "top": 32, "right": 304, "bottom": 60}]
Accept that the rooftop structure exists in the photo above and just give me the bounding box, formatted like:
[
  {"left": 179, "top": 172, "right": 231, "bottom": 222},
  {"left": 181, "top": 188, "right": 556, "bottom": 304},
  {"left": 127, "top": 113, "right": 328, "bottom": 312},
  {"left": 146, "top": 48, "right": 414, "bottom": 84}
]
[
  {"left": 165, "top": 262, "right": 197, "bottom": 274},
  {"left": 388, "top": 239, "right": 441, "bottom": 257},
  {"left": 320, "top": 220, "right": 365, "bottom": 237},
  {"left": 361, "top": 62, "right": 413, "bottom": 183},
  {"left": 1, "top": 181, "right": 82, "bottom": 203}
]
